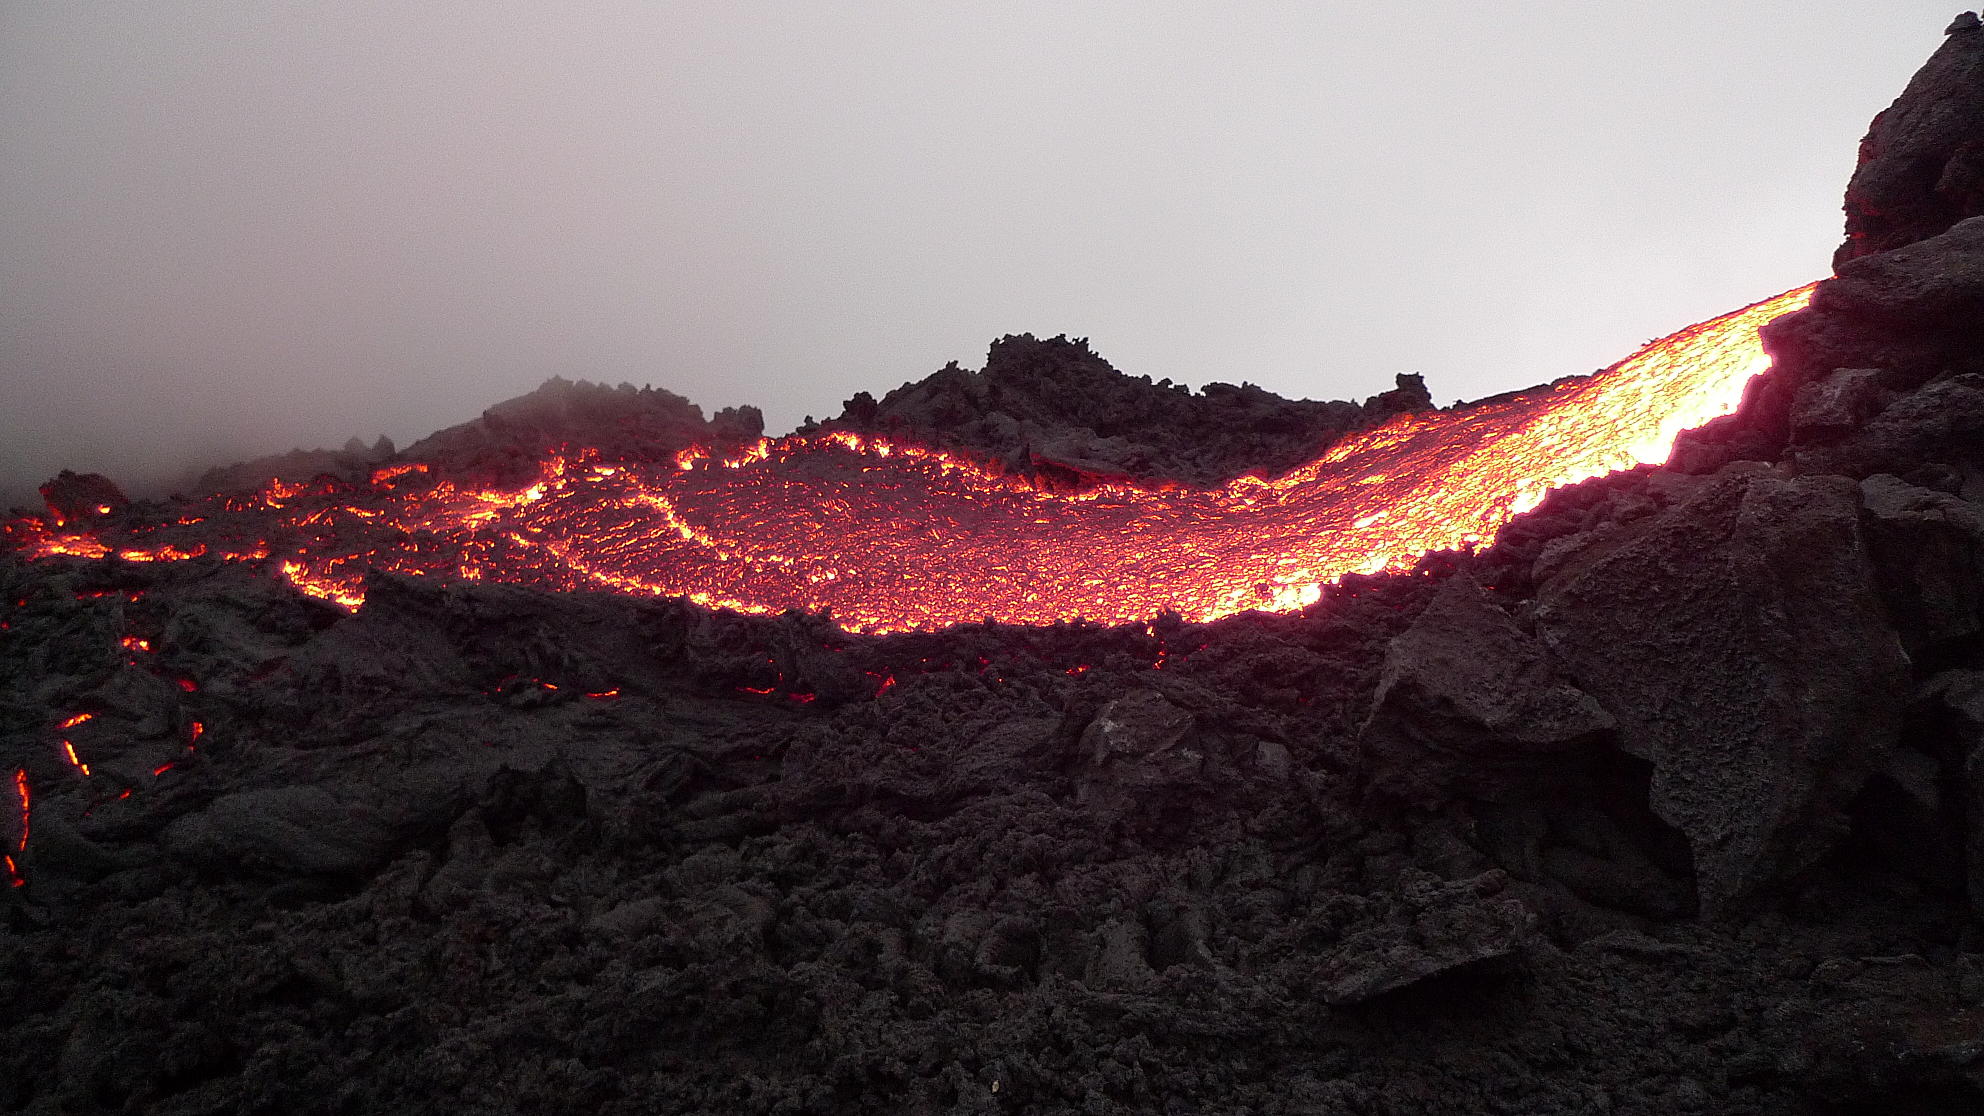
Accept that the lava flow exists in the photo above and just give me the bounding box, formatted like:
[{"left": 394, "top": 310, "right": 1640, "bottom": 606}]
[{"left": 3, "top": 284, "right": 1814, "bottom": 633}]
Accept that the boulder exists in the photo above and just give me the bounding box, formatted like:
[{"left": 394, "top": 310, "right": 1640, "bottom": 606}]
[
  {"left": 1534, "top": 471, "right": 1910, "bottom": 917},
  {"left": 1800, "top": 373, "right": 1984, "bottom": 480},
  {"left": 37, "top": 470, "right": 129, "bottom": 524},
  {"left": 1317, "top": 870, "right": 1534, "bottom": 1006},
  {"left": 1078, "top": 689, "right": 1203, "bottom": 806},
  {"left": 1789, "top": 368, "right": 1886, "bottom": 441},
  {"left": 1858, "top": 474, "right": 1984, "bottom": 652},
  {"left": 1820, "top": 214, "right": 1984, "bottom": 337},
  {"left": 1361, "top": 574, "right": 1614, "bottom": 804},
  {"left": 1769, "top": 218, "right": 1984, "bottom": 421}
]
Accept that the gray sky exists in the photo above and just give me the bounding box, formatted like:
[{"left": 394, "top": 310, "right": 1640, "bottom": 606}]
[{"left": 0, "top": 2, "right": 1963, "bottom": 505}]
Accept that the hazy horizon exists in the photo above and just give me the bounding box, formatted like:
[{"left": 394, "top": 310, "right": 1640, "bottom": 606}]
[{"left": 1, "top": 3, "right": 1967, "bottom": 508}]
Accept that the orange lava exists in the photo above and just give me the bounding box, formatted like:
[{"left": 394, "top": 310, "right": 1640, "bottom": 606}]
[
  {"left": 3, "top": 284, "right": 1814, "bottom": 633},
  {"left": 11, "top": 770, "right": 27, "bottom": 853}
]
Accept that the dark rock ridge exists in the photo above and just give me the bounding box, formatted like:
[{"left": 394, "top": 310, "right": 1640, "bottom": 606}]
[
  {"left": 404, "top": 376, "right": 766, "bottom": 487},
  {"left": 191, "top": 377, "right": 768, "bottom": 496},
  {"left": 36, "top": 469, "right": 130, "bottom": 523},
  {"left": 179, "top": 339, "right": 1432, "bottom": 500},
  {"left": 6, "top": 17, "right": 1984, "bottom": 1115},
  {"left": 192, "top": 436, "right": 396, "bottom": 497},
  {"left": 820, "top": 333, "right": 1432, "bottom": 487},
  {"left": 1834, "top": 11, "right": 1984, "bottom": 269}
]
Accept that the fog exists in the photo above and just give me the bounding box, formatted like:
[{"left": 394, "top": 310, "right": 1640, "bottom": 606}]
[{"left": 0, "top": 2, "right": 1963, "bottom": 508}]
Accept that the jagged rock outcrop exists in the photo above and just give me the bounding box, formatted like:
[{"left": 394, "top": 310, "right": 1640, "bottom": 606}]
[
  {"left": 193, "top": 436, "right": 397, "bottom": 496},
  {"left": 1532, "top": 469, "right": 1911, "bottom": 918},
  {"left": 825, "top": 334, "right": 1431, "bottom": 486},
  {"left": 404, "top": 376, "right": 765, "bottom": 486},
  {"left": 1834, "top": 12, "right": 1984, "bottom": 268},
  {"left": 1755, "top": 216, "right": 1984, "bottom": 489},
  {"left": 1359, "top": 573, "right": 1613, "bottom": 805},
  {"left": 36, "top": 469, "right": 129, "bottom": 523},
  {"left": 1314, "top": 870, "right": 1535, "bottom": 1005}
]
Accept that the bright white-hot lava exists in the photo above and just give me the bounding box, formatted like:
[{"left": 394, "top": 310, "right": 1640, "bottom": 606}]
[{"left": 4, "top": 284, "right": 1816, "bottom": 633}]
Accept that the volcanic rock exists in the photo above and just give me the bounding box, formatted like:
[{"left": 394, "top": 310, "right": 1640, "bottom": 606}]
[
  {"left": 1788, "top": 366, "right": 1885, "bottom": 440},
  {"left": 1835, "top": 12, "right": 1984, "bottom": 268},
  {"left": 1774, "top": 954, "right": 1984, "bottom": 1109},
  {"left": 1315, "top": 869, "right": 1535, "bottom": 1005},
  {"left": 37, "top": 469, "right": 128, "bottom": 522},
  {"left": 12, "top": 18, "right": 1984, "bottom": 1115},
  {"left": 826, "top": 334, "right": 1431, "bottom": 486},
  {"left": 1718, "top": 214, "right": 1984, "bottom": 476},
  {"left": 1735, "top": 218, "right": 1984, "bottom": 526},
  {"left": 163, "top": 786, "right": 403, "bottom": 878},
  {"left": 1923, "top": 670, "right": 1984, "bottom": 917},
  {"left": 194, "top": 437, "right": 396, "bottom": 496},
  {"left": 1858, "top": 472, "right": 1984, "bottom": 653},
  {"left": 1533, "top": 469, "right": 1911, "bottom": 917},
  {"left": 403, "top": 375, "right": 765, "bottom": 486},
  {"left": 1360, "top": 573, "right": 1613, "bottom": 805},
  {"left": 1077, "top": 688, "right": 1203, "bottom": 812}
]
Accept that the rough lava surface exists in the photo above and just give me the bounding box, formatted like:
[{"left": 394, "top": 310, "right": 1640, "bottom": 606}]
[
  {"left": 817, "top": 333, "right": 1432, "bottom": 488},
  {"left": 8, "top": 17, "right": 1984, "bottom": 1116}
]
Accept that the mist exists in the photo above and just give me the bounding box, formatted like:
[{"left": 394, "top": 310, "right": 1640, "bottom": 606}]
[{"left": 0, "top": 2, "right": 1962, "bottom": 509}]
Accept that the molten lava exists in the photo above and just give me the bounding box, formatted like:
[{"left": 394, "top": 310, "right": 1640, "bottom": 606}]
[{"left": 3, "top": 284, "right": 1814, "bottom": 633}]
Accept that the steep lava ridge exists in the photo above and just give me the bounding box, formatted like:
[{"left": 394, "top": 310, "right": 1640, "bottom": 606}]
[{"left": 6, "top": 285, "right": 1810, "bottom": 632}]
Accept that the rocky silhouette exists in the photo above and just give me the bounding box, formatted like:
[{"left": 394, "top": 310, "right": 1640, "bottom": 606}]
[
  {"left": 819, "top": 333, "right": 1432, "bottom": 487},
  {"left": 1834, "top": 12, "right": 1984, "bottom": 269},
  {"left": 6, "top": 15, "right": 1984, "bottom": 1116}
]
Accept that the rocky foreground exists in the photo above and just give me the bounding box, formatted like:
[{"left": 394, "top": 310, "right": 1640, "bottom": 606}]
[{"left": 7, "top": 16, "right": 1984, "bottom": 1116}]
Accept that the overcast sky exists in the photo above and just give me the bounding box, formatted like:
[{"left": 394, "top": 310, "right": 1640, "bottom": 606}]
[{"left": 0, "top": 2, "right": 1965, "bottom": 504}]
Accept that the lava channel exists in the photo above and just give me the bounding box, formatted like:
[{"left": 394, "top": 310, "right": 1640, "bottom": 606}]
[{"left": 4, "top": 283, "right": 1815, "bottom": 633}]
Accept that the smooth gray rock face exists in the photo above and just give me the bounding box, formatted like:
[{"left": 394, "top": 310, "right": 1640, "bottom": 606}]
[
  {"left": 1361, "top": 574, "right": 1613, "bottom": 804},
  {"left": 1535, "top": 471, "right": 1910, "bottom": 918}
]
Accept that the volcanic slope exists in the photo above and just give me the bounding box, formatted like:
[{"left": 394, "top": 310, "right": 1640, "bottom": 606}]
[
  {"left": 7, "top": 282, "right": 1810, "bottom": 633},
  {"left": 6, "top": 15, "right": 1984, "bottom": 1116}
]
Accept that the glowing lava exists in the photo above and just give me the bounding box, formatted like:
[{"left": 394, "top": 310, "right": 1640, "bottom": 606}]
[{"left": 3, "top": 284, "right": 1814, "bottom": 633}]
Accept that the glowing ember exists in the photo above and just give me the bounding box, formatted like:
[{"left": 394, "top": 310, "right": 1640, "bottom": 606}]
[
  {"left": 2, "top": 284, "right": 1813, "bottom": 632},
  {"left": 11, "top": 770, "right": 26, "bottom": 853}
]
